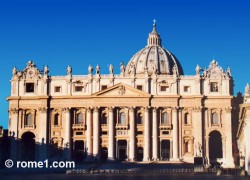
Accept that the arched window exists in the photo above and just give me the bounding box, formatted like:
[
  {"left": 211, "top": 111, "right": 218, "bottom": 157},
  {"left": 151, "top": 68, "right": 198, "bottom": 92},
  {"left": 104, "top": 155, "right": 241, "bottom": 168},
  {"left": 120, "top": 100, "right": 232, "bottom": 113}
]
[
  {"left": 101, "top": 113, "right": 107, "bottom": 124},
  {"left": 76, "top": 113, "right": 84, "bottom": 124},
  {"left": 162, "top": 112, "right": 169, "bottom": 125},
  {"left": 54, "top": 114, "right": 59, "bottom": 126},
  {"left": 24, "top": 113, "right": 33, "bottom": 126},
  {"left": 211, "top": 112, "right": 219, "bottom": 125},
  {"left": 137, "top": 113, "right": 142, "bottom": 124},
  {"left": 184, "top": 113, "right": 190, "bottom": 125},
  {"left": 119, "top": 112, "right": 126, "bottom": 125}
]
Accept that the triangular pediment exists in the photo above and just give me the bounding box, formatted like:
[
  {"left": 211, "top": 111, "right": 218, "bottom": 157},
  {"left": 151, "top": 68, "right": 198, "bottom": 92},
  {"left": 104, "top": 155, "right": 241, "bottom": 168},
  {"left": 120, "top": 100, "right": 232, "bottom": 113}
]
[{"left": 92, "top": 83, "right": 151, "bottom": 97}]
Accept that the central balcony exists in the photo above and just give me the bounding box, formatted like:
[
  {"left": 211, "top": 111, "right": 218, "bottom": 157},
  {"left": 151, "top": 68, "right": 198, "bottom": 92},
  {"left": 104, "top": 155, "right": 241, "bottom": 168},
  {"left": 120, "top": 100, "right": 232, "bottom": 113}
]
[{"left": 72, "top": 123, "right": 86, "bottom": 130}]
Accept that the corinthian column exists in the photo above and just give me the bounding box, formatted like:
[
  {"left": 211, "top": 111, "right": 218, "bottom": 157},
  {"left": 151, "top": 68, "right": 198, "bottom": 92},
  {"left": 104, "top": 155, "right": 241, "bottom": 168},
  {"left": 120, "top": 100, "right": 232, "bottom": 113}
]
[
  {"left": 93, "top": 107, "right": 100, "bottom": 160},
  {"left": 86, "top": 107, "right": 92, "bottom": 160},
  {"left": 172, "top": 107, "right": 179, "bottom": 161},
  {"left": 10, "top": 108, "right": 19, "bottom": 161},
  {"left": 224, "top": 107, "right": 234, "bottom": 167},
  {"left": 152, "top": 107, "right": 158, "bottom": 160},
  {"left": 63, "top": 107, "right": 71, "bottom": 160},
  {"left": 143, "top": 107, "right": 150, "bottom": 161},
  {"left": 108, "top": 107, "right": 115, "bottom": 160},
  {"left": 129, "top": 107, "right": 135, "bottom": 161},
  {"left": 38, "top": 107, "right": 48, "bottom": 161}
]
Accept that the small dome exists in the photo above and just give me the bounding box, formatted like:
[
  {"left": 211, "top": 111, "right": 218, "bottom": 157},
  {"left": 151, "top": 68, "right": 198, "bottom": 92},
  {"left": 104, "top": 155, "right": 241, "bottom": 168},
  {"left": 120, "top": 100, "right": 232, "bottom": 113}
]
[{"left": 125, "top": 20, "right": 183, "bottom": 75}]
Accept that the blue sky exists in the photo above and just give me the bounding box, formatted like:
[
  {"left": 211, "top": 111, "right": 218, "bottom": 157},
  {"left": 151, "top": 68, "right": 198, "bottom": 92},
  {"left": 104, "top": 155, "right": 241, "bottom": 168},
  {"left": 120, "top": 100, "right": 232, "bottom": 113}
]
[{"left": 0, "top": 0, "right": 250, "bottom": 128}]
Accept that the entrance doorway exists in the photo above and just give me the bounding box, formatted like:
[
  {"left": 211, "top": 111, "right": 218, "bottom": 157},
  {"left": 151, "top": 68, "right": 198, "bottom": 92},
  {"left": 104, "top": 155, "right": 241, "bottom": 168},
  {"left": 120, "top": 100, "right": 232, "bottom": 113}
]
[
  {"left": 137, "top": 147, "right": 143, "bottom": 161},
  {"left": 209, "top": 131, "right": 222, "bottom": 162},
  {"left": 21, "top": 132, "right": 36, "bottom": 161},
  {"left": 100, "top": 147, "right": 108, "bottom": 161},
  {"left": 117, "top": 140, "right": 127, "bottom": 161},
  {"left": 74, "top": 140, "right": 85, "bottom": 162},
  {"left": 161, "top": 140, "right": 170, "bottom": 161}
]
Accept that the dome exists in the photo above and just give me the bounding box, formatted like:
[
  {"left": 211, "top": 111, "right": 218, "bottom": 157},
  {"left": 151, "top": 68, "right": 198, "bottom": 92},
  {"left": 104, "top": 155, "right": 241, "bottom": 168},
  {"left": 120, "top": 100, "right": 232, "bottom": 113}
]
[{"left": 125, "top": 21, "right": 183, "bottom": 76}]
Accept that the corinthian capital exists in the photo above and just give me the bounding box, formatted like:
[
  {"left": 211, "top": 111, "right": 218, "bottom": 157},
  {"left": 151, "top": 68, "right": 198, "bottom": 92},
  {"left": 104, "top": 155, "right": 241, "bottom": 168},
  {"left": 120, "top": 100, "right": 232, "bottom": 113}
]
[
  {"left": 38, "top": 107, "right": 47, "bottom": 113},
  {"left": 62, "top": 107, "right": 71, "bottom": 113},
  {"left": 225, "top": 107, "right": 232, "bottom": 113}
]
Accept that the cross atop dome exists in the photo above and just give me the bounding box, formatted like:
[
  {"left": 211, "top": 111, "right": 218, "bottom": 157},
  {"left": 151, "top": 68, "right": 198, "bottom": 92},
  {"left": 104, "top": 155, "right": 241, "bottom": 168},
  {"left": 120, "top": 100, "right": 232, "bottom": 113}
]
[{"left": 153, "top": 19, "right": 156, "bottom": 27}]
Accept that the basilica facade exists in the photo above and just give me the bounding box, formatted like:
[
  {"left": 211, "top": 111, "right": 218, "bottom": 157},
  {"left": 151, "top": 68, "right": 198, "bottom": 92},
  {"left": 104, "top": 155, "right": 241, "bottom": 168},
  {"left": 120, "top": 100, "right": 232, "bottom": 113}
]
[{"left": 7, "top": 22, "right": 236, "bottom": 167}]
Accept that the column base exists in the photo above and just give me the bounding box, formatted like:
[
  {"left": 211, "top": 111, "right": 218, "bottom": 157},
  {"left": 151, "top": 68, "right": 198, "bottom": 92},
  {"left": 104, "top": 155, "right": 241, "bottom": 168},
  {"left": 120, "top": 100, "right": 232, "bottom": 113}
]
[
  {"left": 129, "top": 158, "right": 135, "bottom": 162},
  {"left": 143, "top": 158, "right": 151, "bottom": 162},
  {"left": 221, "top": 158, "right": 235, "bottom": 168},
  {"left": 107, "top": 157, "right": 115, "bottom": 162},
  {"left": 152, "top": 157, "right": 159, "bottom": 161},
  {"left": 170, "top": 158, "right": 180, "bottom": 162}
]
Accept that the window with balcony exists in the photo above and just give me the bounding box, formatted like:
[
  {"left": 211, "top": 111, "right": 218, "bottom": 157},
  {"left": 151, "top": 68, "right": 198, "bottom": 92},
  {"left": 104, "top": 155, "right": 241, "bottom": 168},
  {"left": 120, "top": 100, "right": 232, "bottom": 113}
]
[
  {"left": 24, "top": 113, "right": 33, "bottom": 127},
  {"left": 211, "top": 112, "right": 219, "bottom": 125},
  {"left": 119, "top": 112, "right": 126, "bottom": 125},
  {"left": 76, "top": 113, "right": 84, "bottom": 124},
  {"left": 26, "top": 83, "right": 34, "bottom": 93},
  {"left": 161, "top": 112, "right": 169, "bottom": 125}
]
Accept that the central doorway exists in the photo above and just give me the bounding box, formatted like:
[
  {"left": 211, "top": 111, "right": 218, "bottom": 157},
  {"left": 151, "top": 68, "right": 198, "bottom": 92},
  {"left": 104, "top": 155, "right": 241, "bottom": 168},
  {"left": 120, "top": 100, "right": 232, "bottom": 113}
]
[
  {"left": 74, "top": 140, "right": 85, "bottom": 162},
  {"left": 161, "top": 140, "right": 170, "bottom": 161},
  {"left": 137, "top": 147, "right": 143, "bottom": 161},
  {"left": 209, "top": 131, "right": 222, "bottom": 163},
  {"left": 117, "top": 140, "right": 127, "bottom": 161},
  {"left": 21, "top": 132, "right": 36, "bottom": 161}
]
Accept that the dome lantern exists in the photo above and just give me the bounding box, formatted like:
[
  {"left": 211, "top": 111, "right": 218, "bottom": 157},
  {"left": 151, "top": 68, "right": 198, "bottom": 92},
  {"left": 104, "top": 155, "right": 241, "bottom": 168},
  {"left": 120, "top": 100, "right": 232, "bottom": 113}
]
[{"left": 147, "top": 19, "right": 162, "bottom": 47}]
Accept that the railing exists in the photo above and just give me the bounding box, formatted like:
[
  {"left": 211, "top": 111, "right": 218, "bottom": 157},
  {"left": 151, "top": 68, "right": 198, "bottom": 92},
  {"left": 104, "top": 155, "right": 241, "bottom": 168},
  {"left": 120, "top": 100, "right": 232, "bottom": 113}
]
[
  {"left": 159, "top": 124, "right": 172, "bottom": 129},
  {"left": 72, "top": 124, "right": 86, "bottom": 129}
]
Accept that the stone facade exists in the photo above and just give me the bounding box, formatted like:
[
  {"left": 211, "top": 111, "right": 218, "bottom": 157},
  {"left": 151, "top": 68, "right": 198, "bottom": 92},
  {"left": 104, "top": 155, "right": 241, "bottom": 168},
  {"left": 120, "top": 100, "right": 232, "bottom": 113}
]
[
  {"left": 7, "top": 22, "right": 236, "bottom": 167},
  {"left": 237, "top": 84, "right": 250, "bottom": 174}
]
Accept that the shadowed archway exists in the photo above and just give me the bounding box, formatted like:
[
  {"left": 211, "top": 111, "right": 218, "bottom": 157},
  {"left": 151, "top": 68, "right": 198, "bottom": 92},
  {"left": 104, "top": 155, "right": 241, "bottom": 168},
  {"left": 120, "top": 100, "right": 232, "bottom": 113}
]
[
  {"left": 209, "top": 131, "right": 223, "bottom": 162},
  {"left": 21, "top": 132, "right": 36, "bottom": 161}
]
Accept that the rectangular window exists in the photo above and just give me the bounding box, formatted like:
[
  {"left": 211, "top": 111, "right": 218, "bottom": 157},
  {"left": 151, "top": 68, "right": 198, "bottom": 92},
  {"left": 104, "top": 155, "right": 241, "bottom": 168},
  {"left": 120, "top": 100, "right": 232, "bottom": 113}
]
[
  {"left": 210, "top": 82, "right": 218, "bottom": 92},
  {"left": 102, "top": 131, "right": 108, "bottom": 135},
  {"left": 160, "top": 86, "right": 169, "bottom": 92},
  {"left": 76, "top": 132, "right": 83, "bottom": 135},
  {"left": 184, "top": 86, "right": 190, "bottom": 92},
  {"left": 101, "top": 85, "right": 108, "bottom": 90},
  {"left": 136, "top": 85, "right": 143, "bottom": 91},
  {"left": 75, "top": 86, "right": 83, "bottom": 92},
  {"left": 137, "top": 131, "right": 143, "bottom": 135},
  {"left": 54, "top": 86, "right": 61, "bottom": 93},
  {"left": 162, "top": 131, "right": 169, "bottom": 135},
  {"left": 26, "top": 83, "right": 34, "bottom": 93}
]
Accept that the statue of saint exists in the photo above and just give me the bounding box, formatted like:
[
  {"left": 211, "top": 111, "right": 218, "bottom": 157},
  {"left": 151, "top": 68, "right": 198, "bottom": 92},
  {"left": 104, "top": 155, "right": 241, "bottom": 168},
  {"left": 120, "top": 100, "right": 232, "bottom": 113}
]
[
  {"left": 172, "top": 64, "right": 177, "bottom": 75},
  {"left": 227, "top": 67, "right": 231, "bottom": 77},
  {"left": 195, "top": 142, "right": 202, "bottom": 157},
  {"left": 120, "top": 62, "right": 125, "bottom": 74},
  {"left": 88, "top": 65, "right": 93, "bottom": 74},
  {"left": 109, "top": 64, "right": 114, "bottom": 74},
  {"left": 44, "top": 65, "right": 49, "bottom": 75},
  {"left": 66, "top": 65, "right": 72, "bottom": 75},
  {"left": 96, "top": 64, "right": 100, "bottom": 74},
  {"left": 195, "top": 64, "right": 200, "bottom": 75},
  {"left": 12, "top": 66, "right": 17, "bottom": 76}
]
